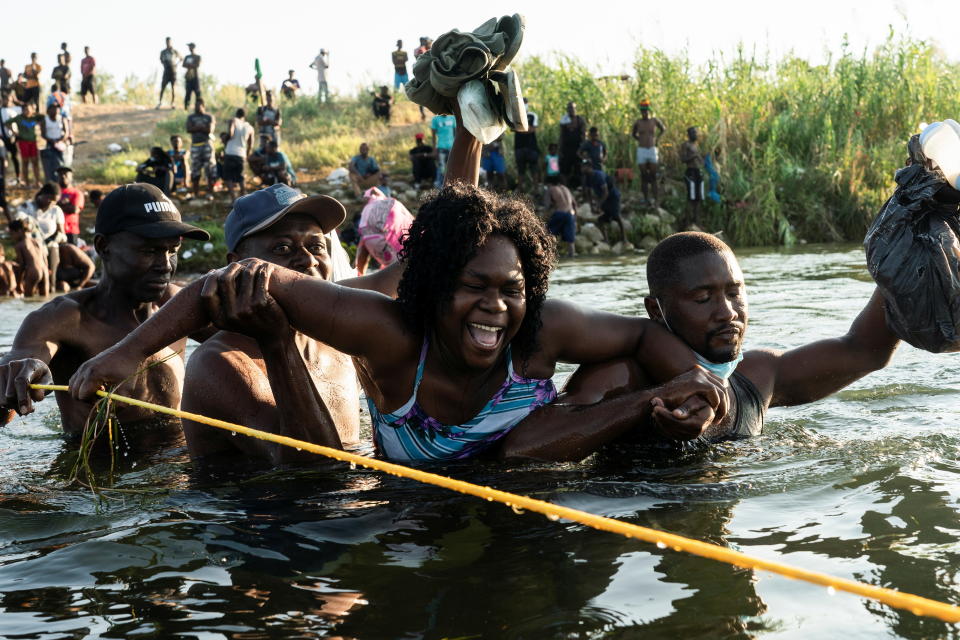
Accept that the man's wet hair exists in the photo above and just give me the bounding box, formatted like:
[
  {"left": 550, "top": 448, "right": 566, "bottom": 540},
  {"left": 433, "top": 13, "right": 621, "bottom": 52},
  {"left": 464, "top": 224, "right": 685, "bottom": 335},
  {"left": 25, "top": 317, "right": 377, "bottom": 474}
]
[
  {"left": 397, "top": 183, "right": 557, "bottom": 367},
  {"left": 545, "top": 174, "right": 564, "bottom": 186},
  {"left": 589, "top": 126, "right": 598, "bottom": 134},
  {"left": 9, "top": 219, "right": 29, "bottom": 233},
  {"left": 235, "top": 108, "right": 245, "bottom": 118},
  {"left": 647, "top": 232, "right": 732, "bottom": 297}
]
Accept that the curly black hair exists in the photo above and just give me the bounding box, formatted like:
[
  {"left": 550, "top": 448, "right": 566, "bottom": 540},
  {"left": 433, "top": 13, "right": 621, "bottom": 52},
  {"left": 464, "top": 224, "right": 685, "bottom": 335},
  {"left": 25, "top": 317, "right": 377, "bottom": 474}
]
[{"left": 397, "top": 183, "right": 557, "bottom": 368}]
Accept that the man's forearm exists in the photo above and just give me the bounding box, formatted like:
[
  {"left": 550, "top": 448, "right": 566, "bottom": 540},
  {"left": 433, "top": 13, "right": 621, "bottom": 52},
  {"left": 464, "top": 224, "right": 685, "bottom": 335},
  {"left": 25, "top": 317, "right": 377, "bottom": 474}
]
[
  {"left": 500, "top": 390, "right": 654, "bottom": 461},
  {"left": 259, "top": 337, "right": 342, "bottom": 463}
]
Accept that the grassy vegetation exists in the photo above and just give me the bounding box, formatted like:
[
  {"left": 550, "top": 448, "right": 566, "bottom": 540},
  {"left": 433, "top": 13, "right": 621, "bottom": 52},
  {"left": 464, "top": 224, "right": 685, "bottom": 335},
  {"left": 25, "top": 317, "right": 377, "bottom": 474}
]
[
  {"left": 516, "top": 31, "right": 960, "bottom": 245},
  {"left": 83, "top": 32, "right": 957, "bottom": 246}
]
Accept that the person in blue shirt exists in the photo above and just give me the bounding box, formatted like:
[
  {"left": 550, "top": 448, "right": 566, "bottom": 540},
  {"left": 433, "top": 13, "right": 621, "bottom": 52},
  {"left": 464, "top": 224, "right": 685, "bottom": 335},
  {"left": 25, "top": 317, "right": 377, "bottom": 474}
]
[
  {"left": 349, "top": 142, "right": 382, "bottom": 196},
  {"left": 581, "top": 161, "right": 624, "bottom": 243},
  {"left": 431, "top": 113, "right": 456, "bottom": 186}
]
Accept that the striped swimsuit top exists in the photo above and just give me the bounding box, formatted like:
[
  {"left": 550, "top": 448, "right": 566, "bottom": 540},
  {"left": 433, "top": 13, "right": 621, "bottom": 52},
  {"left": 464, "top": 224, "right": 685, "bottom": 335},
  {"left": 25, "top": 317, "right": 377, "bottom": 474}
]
[{"left": 369, "top": 339, "right": 557, "bottom": 462}]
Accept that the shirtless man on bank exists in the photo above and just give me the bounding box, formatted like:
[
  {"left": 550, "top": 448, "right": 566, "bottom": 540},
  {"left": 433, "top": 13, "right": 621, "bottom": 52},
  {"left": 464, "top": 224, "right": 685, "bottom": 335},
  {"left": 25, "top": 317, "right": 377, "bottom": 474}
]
[
  {"left": 631, "top": 99, "right": 665, "bottom": 206},
  {"left": 0, "top": 184, "right": 210, "bottom": 448}
]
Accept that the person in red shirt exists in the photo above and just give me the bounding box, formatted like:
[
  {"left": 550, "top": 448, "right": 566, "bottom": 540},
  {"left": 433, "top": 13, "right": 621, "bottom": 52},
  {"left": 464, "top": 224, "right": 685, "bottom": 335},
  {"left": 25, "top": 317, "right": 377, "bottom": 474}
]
[
  {"left": 55, "top": 167, "right": 84, "bottom": 245},
  {"left": 80, "top": 47, "right": 97, "bottom": 104}
]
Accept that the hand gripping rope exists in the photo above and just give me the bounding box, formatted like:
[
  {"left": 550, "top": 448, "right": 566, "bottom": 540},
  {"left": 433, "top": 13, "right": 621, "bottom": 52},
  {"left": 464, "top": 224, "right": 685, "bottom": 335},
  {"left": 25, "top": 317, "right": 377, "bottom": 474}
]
[{"left": 29, "top": 383, "right": 960, "bottom": 624}]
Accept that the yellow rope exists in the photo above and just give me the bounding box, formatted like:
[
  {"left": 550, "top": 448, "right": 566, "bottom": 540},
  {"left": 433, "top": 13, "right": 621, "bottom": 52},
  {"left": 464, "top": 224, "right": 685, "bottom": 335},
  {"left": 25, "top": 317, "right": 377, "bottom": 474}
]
[{"left": 32, "top": 382, "right": 960, "bottom": 623}]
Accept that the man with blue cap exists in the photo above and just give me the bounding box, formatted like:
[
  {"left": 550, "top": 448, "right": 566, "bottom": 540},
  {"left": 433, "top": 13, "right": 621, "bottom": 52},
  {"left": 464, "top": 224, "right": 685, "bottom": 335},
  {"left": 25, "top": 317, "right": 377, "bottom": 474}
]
[
  {"left": 0, "top": 183, "right": 210, "bottom": 450},
  {"left": 179, "top": 184, "right": 399, "bottom": 464}
]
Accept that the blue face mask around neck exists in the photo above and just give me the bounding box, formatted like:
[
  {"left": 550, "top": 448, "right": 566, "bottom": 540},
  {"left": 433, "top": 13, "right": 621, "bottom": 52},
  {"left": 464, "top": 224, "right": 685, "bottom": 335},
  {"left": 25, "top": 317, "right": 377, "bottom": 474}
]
[{"left": 655, "top": 298, "right": 744, "bottom": 381}]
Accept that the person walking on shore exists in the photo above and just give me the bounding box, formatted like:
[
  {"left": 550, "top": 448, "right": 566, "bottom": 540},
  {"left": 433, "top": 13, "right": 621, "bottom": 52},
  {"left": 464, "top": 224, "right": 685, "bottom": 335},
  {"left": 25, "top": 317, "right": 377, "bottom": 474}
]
[
  {"left": 157, "top": 38, "right": 180, "bottom": 109},
  {"left": 631, "top": 99, "right": 665, "bottom": 206}
]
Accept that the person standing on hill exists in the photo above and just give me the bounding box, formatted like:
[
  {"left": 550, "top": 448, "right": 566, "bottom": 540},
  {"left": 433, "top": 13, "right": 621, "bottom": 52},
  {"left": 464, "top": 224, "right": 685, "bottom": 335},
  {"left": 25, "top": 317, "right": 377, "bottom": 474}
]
[
  {"left": 631, "top": 99, "right": 666, "bottom": 206},
  {"left": 55, "top": 166, "right": 84, "bottom": 245},
  {"left": 168, "top": 134, "right": 189, "bottom": 192},
  {"left": 157, "top": 38, "right": 181, "bottom": 109},
  {"left": 579, "top": 126, "right": 607, "bottom": 170},
  {"left": 182, "top": 43, "right": 202, "bottom": 110},
  {"left": 281, "top": 70, "right": 300, "bottom": 101},
  {"left": 51, "top": 54, "right": 70, "bottom": 94},
  {"left": 0, "top": 60, "right": 11, "bottom": 93},
  {"left": 7, "top": 102, "right": 41, "bottom": 187},
  {"left": 310, "top": 49, "right": 329, "bottom": 103},
  {"left": 186, "top": 99, "right": 215, "bottom": 199},
  {"left": 392, "top": 40, "right": 409, "bottom": 90},
  {"left": 412, "top": 38, "right": 431, "bottom": 120},
  {"left": 23, "top": 53, "right": 42, "bottom": 111},
  {"left": 559, "top": 101, "right": 586, "bottom": 183},
  {"left": 256, "top": 91, "right": 282, "bottom": 146},
  {"left": 79, "top": 47, "right": 97, "bottom": 104},
  {"left": 514, "top": 97, "right": 540, "bottom": 192},
  {"left": 680, "top": 126, "right": 704, "bottom": 225},
  {"left": 1, "top": 92, "right": 22, "bottom": 186},
  {"left": 372, "top": 86, "right": 392, "bottom": 123},
  {"left": 59, "top": 43, "right": 71, "bottom": 68},
  {"left": 431, "top": 111, "right": 456, "bottom": 186},
  {"left": 224, "top": 108, "right": 254, "bottom": 198}
]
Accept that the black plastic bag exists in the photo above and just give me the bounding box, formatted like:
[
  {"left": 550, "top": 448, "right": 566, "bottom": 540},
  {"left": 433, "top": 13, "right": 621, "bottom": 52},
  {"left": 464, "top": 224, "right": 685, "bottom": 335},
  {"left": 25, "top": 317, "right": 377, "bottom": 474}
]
[{"left": 864, "top": 135, "right": 960, "bottom": 353}]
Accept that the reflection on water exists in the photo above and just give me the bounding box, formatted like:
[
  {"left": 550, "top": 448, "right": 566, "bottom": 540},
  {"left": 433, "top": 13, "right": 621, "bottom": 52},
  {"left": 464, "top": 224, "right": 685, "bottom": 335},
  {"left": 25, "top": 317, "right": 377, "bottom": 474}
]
[{"left": 0, "top": 244, "right": 958, "bottom": 639}]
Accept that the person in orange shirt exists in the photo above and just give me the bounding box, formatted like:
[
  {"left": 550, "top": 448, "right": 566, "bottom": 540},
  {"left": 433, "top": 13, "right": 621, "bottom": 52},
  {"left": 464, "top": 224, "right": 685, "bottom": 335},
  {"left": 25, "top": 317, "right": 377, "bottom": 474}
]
[{"left": 23, "top": 53, "right": 42, "bottom": 110}]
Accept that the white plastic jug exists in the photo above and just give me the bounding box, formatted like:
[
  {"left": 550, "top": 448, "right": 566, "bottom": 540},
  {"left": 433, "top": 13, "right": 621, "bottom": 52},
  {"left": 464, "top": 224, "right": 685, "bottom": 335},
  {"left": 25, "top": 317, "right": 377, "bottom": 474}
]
[
  {"left": 457, "top": 80, "right": 507, "bottom": 145},
  {"left": 919, "top": 119, "right": 960, "bottom": 189}
]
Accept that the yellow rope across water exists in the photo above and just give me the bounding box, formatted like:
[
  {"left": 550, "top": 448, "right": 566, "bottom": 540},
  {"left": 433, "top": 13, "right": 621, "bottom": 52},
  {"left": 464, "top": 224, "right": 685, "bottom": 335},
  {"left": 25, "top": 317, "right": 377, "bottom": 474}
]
[{"left": 31, "top": 382, "right": 960, "bottom": 623}]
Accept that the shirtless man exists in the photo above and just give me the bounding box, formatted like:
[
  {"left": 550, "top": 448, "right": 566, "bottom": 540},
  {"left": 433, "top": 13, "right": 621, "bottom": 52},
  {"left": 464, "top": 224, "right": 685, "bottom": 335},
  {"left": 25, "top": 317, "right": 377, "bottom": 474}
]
[
  {"left": 0, "top": 247, "right": 18, "bottom": 296},
  {"left": 180, "top": 184, "right": 401, "bottom": 464},
  {"left": 501, "top": 232, "right": 903, "bottom": 461},
  {"left": 8, "top": 218, "right": 47, "bottom": 296},
  {"left": 0, "top": 184, "right": 209, "bottom": 449},
  {"left": 631, "top": 99, "right": 665, "bottom": 206},
  {"left": 55, "top": 241, "right": 95, "bottom": 291}
]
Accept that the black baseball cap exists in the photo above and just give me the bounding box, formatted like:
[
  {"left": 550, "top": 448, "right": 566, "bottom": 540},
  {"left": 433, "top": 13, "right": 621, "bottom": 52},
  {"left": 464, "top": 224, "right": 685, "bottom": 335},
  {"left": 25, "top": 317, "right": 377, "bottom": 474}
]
[{"left": 95, "top": 183, "right": 210, "bottom": 240}]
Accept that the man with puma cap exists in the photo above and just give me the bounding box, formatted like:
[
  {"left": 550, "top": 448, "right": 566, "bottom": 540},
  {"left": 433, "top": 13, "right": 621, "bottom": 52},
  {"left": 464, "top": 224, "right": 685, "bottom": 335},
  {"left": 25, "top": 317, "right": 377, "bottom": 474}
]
[{"left": 0, "top": 183, "right": 210, "bottom": 451}]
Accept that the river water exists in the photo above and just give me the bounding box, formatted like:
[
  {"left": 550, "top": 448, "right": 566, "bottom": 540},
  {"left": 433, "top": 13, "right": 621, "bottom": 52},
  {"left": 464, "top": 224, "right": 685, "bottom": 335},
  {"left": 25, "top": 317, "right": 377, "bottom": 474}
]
[{"left": 0, "top": 245, "right": 958, "bottom": 639}]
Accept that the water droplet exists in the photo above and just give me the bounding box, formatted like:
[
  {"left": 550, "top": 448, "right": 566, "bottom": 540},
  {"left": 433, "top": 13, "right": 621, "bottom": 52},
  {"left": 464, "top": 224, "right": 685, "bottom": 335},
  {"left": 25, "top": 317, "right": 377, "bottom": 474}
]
[
  {"left": 546, "top": 514, "right": 560, "bottom": 521},
  {"left": 486, "top": 496, "right": 493, "bottom": 501},
  {"left": 349, "top": 462, "right": 357, "bottom": 470},
  {"left": 295, "top": 447, "right": 302, "bottom": 452},
  {"left": 511, "top": 505, "right": 525, "bottom": 515},
  {"left": 827, "top": 586, "right": 837, "bottom": 596},
  {"left": 656, "top": 541, "right": 667, "bottom": 549},
  {"left": 230, "top": 431, "right": 237, "bottom": 437}
]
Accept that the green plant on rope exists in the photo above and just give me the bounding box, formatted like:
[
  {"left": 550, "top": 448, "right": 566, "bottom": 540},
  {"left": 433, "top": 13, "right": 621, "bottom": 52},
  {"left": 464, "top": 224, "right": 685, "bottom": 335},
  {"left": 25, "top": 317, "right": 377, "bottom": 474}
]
[{"left": 68, "top": 352, "right": 182, "bottom": 496}]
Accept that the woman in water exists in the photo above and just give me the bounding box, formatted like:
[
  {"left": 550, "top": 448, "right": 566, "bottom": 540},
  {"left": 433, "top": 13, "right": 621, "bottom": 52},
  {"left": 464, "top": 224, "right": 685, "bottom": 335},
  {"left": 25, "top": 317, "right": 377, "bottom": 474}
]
[{"left": 71, "top": 112, "right": 723, "bottom": 462}]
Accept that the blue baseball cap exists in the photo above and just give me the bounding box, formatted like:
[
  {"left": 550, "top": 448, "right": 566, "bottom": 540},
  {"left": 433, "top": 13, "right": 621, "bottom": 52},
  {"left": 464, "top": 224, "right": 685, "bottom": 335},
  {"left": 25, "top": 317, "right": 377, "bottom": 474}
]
[{"left": 224, "top": 184, "right": 346, "bottom": 252}]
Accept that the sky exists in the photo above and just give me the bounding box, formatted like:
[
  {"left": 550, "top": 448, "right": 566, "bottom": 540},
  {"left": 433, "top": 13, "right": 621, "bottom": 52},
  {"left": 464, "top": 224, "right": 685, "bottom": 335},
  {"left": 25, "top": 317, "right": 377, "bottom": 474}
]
[{"left": 1, "top": 0, "right": 956, "bottom": 96}]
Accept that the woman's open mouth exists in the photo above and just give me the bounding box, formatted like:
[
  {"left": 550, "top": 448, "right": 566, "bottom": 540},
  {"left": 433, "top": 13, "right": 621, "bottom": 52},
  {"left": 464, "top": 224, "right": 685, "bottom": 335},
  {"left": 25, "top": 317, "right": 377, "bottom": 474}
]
[{"left": 466, "top": 322, "right": 504, "bottom": 350}]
